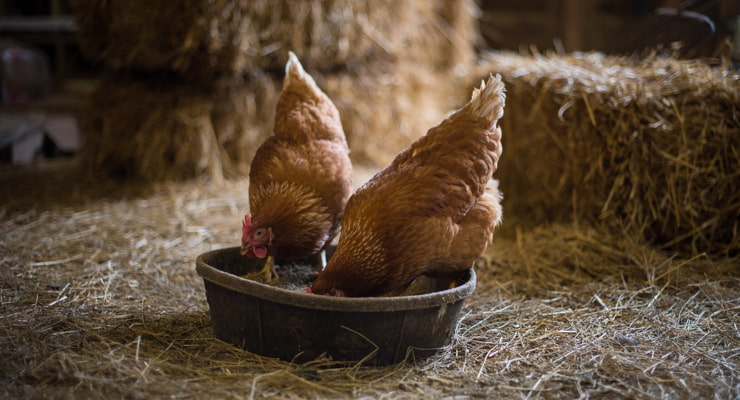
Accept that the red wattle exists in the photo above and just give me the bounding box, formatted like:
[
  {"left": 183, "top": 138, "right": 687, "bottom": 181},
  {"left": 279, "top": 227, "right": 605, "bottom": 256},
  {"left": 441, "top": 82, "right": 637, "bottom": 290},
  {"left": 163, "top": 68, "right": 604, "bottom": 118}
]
[{"left": 253, "top": 246, "right": 268, "bottom": 258}]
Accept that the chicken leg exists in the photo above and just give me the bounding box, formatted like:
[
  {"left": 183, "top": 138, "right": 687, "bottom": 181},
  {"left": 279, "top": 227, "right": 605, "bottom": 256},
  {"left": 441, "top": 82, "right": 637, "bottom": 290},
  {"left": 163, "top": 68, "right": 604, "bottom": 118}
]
[{"left": 243, "top": 255, "right": 277, "bottom": 283}]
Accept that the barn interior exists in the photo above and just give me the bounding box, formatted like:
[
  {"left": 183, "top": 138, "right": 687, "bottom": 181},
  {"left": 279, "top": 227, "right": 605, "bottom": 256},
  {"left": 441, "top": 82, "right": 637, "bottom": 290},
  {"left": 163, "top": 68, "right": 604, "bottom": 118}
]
[{"left": 1, "top": 0, "right": 738, "bottom": 398}]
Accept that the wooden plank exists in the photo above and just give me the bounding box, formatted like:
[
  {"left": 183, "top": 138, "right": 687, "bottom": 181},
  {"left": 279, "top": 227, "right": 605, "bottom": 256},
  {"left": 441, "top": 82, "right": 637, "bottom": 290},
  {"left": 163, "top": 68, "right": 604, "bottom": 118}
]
[{"left": 0, "top": 16, "right": 76, "bottom": 33}]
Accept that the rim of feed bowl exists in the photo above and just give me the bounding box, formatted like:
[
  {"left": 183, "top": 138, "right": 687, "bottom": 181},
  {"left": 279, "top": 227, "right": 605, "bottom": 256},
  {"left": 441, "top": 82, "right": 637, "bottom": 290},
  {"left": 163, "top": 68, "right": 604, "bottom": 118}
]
[{"left": 196, "top": 247, "right": 477, "bottom": 311}]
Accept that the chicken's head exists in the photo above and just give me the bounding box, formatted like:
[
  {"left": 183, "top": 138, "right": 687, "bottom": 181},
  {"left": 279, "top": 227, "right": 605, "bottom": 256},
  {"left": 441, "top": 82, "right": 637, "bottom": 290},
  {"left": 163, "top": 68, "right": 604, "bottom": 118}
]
[{"left": 240, "top": 215, "right": 274, "bottom": 258}]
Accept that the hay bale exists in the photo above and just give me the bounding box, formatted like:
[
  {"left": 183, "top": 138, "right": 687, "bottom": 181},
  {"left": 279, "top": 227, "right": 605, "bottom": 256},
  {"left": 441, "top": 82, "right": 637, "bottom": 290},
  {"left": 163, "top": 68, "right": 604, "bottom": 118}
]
[
  {"left": 413, "top": 0, "right": 480, "bottom": 72},
  {"left": 319, "top": 62, "right": 466, "bottom": 166},
  {"left": 79, "top": 62, "right": 465, "bottom": 181},
  {"left": 73, "top": 0, "right": 478, "bottom": 82},
  {"left": 78, "top": 72, "right": 278, "bottom": 182},
  {"left": 74, "top": 0, "right": 479, "bottom": 180},
  {"left": 72, "top": 0, "right": 253, "bottom": 82},
  {"left": 472, "top": 51, "right": 740, "bottom": 255}
]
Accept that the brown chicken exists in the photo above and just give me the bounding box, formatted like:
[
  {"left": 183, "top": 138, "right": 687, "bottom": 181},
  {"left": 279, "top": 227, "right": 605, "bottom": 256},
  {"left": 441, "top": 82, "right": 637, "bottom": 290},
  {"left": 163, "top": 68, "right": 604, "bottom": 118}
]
[
  {"left": 310, "top": 74, "right": 505, "bottom": 297},
  {"left": 241, "top": 51, "right": 352, "bottom": 281}
]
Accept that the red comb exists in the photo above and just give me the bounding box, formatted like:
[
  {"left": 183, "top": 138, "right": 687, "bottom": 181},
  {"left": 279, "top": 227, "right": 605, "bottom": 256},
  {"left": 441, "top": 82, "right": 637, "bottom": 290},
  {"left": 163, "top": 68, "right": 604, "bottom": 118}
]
[{"left": 242, "top": 215, "right": 252, "bottom": 240}]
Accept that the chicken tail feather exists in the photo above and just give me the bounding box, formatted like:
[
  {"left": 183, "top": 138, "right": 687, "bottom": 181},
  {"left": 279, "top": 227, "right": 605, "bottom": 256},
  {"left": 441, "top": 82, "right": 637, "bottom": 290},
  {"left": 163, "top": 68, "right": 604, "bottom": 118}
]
[
  {"left": 284, "top": 51, "right": 319, "bottom": 91},
  {"left": 468, "top": 74, "right": 506, "bottom": 129},
  {"left": 285, "top": 51, "right": 304, "bottom": 80}
]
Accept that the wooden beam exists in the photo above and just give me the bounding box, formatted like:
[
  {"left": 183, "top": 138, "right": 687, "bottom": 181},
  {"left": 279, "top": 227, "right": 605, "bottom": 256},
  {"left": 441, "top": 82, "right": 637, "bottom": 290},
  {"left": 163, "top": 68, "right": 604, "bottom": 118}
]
[{"left": 561, "top": 0, "right": 584, "bottom": 52}]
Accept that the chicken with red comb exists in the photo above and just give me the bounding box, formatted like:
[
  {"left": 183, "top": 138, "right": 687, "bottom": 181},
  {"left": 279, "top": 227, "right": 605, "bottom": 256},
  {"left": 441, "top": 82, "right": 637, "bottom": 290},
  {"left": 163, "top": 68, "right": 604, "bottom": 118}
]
[{"left": 241, "top": 51, "right": 352, "bottom": 282}]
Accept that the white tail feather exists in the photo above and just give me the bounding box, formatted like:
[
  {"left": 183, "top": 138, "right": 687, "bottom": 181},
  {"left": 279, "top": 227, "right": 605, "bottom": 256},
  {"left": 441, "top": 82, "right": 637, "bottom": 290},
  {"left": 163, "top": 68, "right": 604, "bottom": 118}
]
[
  {"left": 285, "top": 51, "right": 304, "bottom": 79},
  {"left": 284, "top": 51, "right": 319, "bottom": 90},
  {"left": 468, "top": 74, "right": 506, "bottom": 126}
]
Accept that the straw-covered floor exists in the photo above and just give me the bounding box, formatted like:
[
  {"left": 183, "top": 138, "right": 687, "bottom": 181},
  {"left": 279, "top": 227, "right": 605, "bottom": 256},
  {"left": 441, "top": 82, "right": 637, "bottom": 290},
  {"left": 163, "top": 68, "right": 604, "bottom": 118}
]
[{"left": 1, "top": 160, "right": 737, "bottom": 399}]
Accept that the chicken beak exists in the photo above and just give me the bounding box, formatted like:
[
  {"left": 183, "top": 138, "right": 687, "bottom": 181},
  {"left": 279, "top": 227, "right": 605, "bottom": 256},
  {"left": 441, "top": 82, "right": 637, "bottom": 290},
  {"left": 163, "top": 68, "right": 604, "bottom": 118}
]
[{"left": 240, "top": 242, "right": 253, "bottom": 256}]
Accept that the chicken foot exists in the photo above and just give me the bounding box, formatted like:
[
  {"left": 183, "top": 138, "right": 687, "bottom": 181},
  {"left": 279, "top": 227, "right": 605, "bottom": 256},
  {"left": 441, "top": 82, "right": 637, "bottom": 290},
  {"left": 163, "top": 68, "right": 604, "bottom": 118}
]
[{"left": 243, "top": 255, "right": 277, "bottom": 283}]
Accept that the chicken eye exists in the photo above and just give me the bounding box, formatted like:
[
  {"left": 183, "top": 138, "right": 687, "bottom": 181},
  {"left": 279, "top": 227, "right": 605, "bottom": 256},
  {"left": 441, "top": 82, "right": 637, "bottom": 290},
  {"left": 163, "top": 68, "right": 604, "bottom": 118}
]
[{"left": 254, "top": 229, "right": 264, "bottom": 237}]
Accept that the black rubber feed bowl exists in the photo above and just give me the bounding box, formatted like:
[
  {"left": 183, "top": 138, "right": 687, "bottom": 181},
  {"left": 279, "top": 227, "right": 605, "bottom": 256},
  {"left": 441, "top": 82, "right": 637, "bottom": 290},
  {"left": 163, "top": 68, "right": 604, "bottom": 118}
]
[{"left": 196, "top": 247, "right": 476, "bottom": 365}]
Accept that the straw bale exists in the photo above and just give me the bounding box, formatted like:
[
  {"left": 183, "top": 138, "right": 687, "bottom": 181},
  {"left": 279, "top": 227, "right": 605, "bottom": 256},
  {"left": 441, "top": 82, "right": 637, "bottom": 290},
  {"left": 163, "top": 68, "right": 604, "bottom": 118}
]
[
  {"left": 78, "top": 72, "right": 277, "bottom": 182},
  {"left": 73, "top": 0, "right": 478, "bottom": 82},
  {"left": 78, "top": 61, "right": 465, "bottom": 182},
  {"left": 472, "top": 51, "right": 740, "bottom": 255},
  {"left": 319, "top": 62, "right": 467, "bottom": 167}
]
